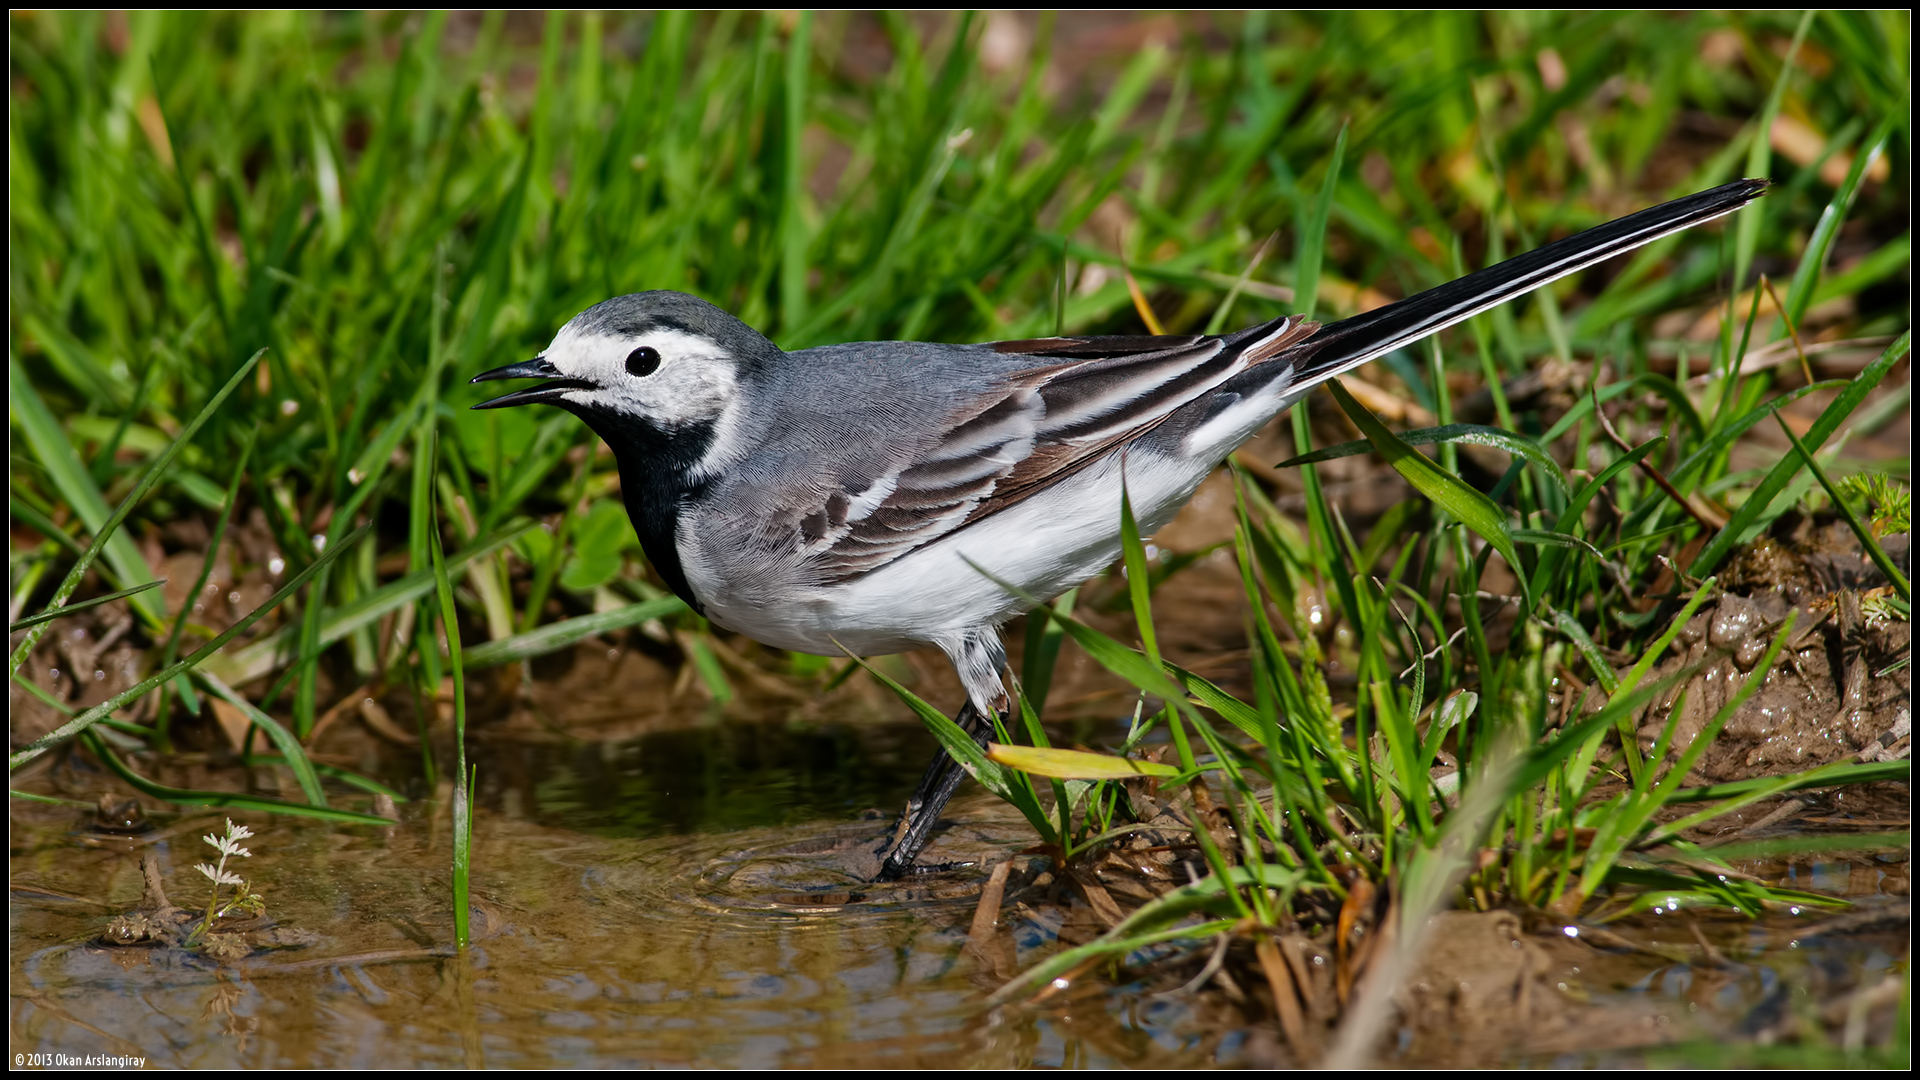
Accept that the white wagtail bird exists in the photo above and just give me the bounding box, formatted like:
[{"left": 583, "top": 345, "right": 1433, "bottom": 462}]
[{"left": 473, "top": 178, "right": 1767, "bottom": 879}]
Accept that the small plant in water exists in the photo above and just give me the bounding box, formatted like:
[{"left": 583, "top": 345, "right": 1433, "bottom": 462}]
[{"left": 191, "top": 818, "right": 265, "bottom": 943}]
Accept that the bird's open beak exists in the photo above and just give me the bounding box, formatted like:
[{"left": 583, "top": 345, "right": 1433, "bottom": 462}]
[{"left": 469, "top": 356, "right": 596, "bottom": 409}]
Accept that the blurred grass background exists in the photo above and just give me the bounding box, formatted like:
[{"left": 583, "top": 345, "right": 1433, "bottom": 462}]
[{"left": 8, "top": 10, "right": 1909, "bottom": 776}]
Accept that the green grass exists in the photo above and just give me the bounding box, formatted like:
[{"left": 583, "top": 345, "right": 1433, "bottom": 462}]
[{"left": 8, "top": 10, "right": 1911, "bottom": 1043}]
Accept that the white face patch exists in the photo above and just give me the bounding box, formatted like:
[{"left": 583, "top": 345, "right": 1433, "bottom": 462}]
[{"left": 541, "top": 321, "right": 741, "bottom": 430}]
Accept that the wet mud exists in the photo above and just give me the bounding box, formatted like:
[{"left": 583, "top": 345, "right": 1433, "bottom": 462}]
[{"left": 1592, "top": 523, "right": 1911, "bottom": 784}]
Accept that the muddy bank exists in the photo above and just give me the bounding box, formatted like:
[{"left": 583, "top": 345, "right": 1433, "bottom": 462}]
[{"left": 1583, "top": 523, "right": 1910, "bottom": 784}]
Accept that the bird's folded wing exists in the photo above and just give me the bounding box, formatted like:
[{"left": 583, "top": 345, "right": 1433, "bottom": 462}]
[{"left": 805, "top": 317, "right": 1317, "bottom": 583}]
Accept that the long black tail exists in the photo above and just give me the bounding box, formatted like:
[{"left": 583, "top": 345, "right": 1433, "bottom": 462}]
[{"left": 1287, "top": 178, "right": 1769, "bottom": 382}]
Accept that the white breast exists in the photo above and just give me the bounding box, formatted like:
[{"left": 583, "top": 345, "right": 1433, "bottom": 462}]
[{"left": 686, "top": 447, "right": 1211, "bottom": 657}]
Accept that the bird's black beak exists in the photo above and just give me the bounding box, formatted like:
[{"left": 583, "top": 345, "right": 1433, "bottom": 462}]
[{"left": 469, "top": 356, "right": 596, "bottom": 410}]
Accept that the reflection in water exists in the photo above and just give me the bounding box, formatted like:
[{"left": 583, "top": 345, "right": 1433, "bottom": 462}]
[
  {"left": 9, "top": 717, "right": 1231, "bottom": 1068},
  {"left": 497, "top": 719, "right": 925, "bottom": 838}
]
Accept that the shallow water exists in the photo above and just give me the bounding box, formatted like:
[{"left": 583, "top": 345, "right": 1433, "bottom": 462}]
[
  {"left": 9, "top": 716, "right": 1908, "bottom": 1067},
  {"left": 11, "top": 717, "right": 1245, "bottom": 1068}
]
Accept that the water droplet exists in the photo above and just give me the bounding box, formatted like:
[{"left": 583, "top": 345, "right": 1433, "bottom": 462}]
[
  {"left": 279, "top": 398, "right": 299, "bottom": 417},
  {"left": 347, "top": 468, "right": 365, "bottom": 485},
  {"left": 311, "top": 534, "right": 327, "bottom": 554},
  {"left": 229, "top": 591, "right": 242, "bottom": 606},
  {"left": 1050, "top": 978, "right": 1070, "bottom": 990},
  {"left": 1562, "top": 925, "right": 1580, "bottom": 937},
  {"left": 48, "top": 668, "right": 60, "bottom": 680},
  {"left": 94, "top": 670, "right": 105, "bottom": 681},
  {"left": 268, "top": 556, "right": 286, "bottom": 575}
]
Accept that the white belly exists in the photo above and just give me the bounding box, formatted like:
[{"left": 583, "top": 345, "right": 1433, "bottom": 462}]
[{"left": 690, "top": 448, "right": 1211, "bottom": 657}]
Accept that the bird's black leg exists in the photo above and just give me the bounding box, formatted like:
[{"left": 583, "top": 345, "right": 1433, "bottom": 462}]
[{"left": 874, "top": 699, "right": 997, "bottom": 881}]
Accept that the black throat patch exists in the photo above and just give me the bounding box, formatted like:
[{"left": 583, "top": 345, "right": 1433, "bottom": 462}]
[{"left": 571, "top": 408, "right": 713, "bottom": 616}]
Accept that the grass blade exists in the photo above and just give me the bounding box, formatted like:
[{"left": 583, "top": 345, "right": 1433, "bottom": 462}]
[
  {"left": 429, "top": 471, "right": 474, "bottom": 948},
  {"left": 841, "top": 647, "right": 1052, "bottom": 839},
  {"left": 1691, "top": 332, "right": 1908, "bottom": 576},
  {"left": 1578, "top": 612, "right": 1797, "bottom": 898},
  {"left": 1293, "top": 121, "right": 1347, "bottom": 320},
  {"left": 196, "top": 671, "right": 328, "bottom": 807},
  {"left": 1018, "top": 588, "right": 1076, "bottom": 720},
  {"left": 154, "top": 425, "right": 257, "bottom": 734},
  {"left": 1326, "top": 379, "right": 1528, "bottom": 610},
  {"left": 7, "top": 580, "right": 166, "bottom": 632},
  {"left": 460, "top": 597, "right": 688, "bottom": 669},
  {"left": 988, "top": 743, "right": 1181, "bottom": 780},
  {"left": 1774, "top": 415, "right": 1909, "bottom": 599},
  {"left": 9, "top": 348, "right": 263, "bottom": 677},
  {"left": 203, "top": 522, "right": 532, "bottom": 684},
  {"left": 78, "top": 730, "right": 389, "bottom": 825},
  {"left": 1731, "top": 10, "right": 1811, "bottom": 295},
  {"left": 1166, "top": 662, "right": 1271, "bottom": 743},
  {"left": 1277, "top": 422, "right": 1571, "bottom": 497},
  {"left": 1119, "top": 477, "right": 1160, "bottom": 665},
  {"left": 1658, "top": 380, "right": 1849, "bottom": 493},
  {"left": 9, "top": 522, "right": 372, "bottom": 770},
  {"left": 993, "top": 864, "right": 1304, "bottom": 1001},
  {"left": 1784, "top": 116, "right": 1894, "bottom": 327},
  {"left": 1661, "top": 759, "right": 1909, "bottom": 804}
]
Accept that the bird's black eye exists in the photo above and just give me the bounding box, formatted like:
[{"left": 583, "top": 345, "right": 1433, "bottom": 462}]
[{"left": 626, "top": 346, "right": 662, "bottom": 377}]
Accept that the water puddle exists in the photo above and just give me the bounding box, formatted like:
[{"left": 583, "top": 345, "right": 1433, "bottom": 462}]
[
  {"left": 13, "top": 713, "right": 1907, "bottom": 1067},
  {"left": 12, "top": 715, "right": 1258, "bottom": 1068}
]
